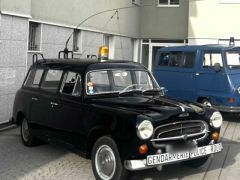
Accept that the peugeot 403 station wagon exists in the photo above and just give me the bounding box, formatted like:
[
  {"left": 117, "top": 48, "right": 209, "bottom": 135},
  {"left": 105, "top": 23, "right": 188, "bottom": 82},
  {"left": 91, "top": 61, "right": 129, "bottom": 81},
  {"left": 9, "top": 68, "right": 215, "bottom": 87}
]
[
  {"left": 12, "top": 54, "right": 223, "bottom": 180},
  {"left": 154, "top": 45, "right": 240, "bottom": 113}
]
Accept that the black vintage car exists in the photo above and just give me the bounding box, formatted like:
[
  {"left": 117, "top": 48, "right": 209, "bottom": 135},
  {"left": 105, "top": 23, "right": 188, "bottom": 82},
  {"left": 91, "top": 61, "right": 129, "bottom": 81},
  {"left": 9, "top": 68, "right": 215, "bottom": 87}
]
[{"left": 12, "top": 58, "right": 223, "bottom": 180}]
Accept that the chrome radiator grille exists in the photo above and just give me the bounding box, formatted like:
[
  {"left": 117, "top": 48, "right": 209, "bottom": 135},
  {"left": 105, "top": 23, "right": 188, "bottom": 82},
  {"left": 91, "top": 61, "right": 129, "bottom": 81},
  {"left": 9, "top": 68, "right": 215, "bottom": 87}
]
[{"left": 151, "top": 120, "right": 209, "bottom": 143}]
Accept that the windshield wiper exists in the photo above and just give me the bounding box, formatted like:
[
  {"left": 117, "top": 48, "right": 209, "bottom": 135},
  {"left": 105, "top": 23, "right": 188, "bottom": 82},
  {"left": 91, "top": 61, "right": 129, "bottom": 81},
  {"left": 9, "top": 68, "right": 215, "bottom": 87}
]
[{"left": 118, "top": 89, "right": 143, "bottom": 96}]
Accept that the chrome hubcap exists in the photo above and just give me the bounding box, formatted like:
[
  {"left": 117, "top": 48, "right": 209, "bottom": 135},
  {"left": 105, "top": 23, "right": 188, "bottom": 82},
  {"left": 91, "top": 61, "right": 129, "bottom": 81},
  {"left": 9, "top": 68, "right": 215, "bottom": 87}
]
[
  {"left": 22, "top": 118, "right": 30, "bottom": 142},
  {"left": 95, "top": 145, "right": 116, "bottom": 180}
]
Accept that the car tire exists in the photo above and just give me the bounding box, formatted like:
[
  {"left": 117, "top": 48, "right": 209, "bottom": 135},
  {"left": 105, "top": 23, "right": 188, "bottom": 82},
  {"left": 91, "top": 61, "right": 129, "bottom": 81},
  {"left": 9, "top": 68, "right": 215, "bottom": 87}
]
[
  {"left": 21, "top": 118, "right": 38, "bottom": 147},
  {"left": 181, "top": 156, "right": 209, "bottom": 168},
  {"left": 91, "top": 136, "right": 129, "bottom": 180}
]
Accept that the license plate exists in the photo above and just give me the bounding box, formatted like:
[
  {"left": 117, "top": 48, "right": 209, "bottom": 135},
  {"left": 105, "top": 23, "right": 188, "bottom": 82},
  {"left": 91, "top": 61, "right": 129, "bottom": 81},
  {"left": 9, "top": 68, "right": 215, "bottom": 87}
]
[{"left": 146, "top": 143, "right": 223, "bottom": 166}]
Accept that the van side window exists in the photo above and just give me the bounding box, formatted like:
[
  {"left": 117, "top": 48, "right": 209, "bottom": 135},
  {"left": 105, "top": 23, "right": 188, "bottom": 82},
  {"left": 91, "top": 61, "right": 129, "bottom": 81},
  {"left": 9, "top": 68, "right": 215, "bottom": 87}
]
[
  {"left": 158, "top": 52, "right": 182, "bottom": 67},
  {"left": 41, "top": 69, "right": 63, "bottom": 93},
  {"left": 182, "top": 52, "right": 196, "bottom": 68},
  {"left": 24, "top": 69, "right": 44, "bottom": 88},
  {"left": 203, "top": 53, "right": 223, "bottom": 68},
  {"left": 60, "top": 71, "right": 82, "bottom": 96}
]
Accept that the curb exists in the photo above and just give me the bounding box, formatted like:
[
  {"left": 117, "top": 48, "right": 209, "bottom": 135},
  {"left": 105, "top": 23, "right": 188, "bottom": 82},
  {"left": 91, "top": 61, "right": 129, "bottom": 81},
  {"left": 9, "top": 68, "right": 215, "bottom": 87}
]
[{"left": 0, "top": 123, "right": 17, "bottom": 132}]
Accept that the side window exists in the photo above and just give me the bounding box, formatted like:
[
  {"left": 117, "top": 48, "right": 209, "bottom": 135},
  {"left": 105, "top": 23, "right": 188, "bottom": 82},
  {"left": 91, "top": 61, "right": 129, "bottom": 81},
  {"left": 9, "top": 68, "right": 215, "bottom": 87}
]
[
  {"left": 203, "top": 53, "right": 223, "bottom": 68},
  {"left": 41, "top": 69, "right": 63, "bottom": 92},
  {"left": 60, "top": 72, "right": 82, "bottom": 96},
  {"left": 24, "top": 69, "right": 44, "bottom": 88},
  {"left": 182, "top": 52, "right": 196, "bottom": 68},
  {"left": 158, "top": 52, "right": 182, "bottom": 67},
  {"left": 159, "top": 53, "right": 170, "bottom": 66}
]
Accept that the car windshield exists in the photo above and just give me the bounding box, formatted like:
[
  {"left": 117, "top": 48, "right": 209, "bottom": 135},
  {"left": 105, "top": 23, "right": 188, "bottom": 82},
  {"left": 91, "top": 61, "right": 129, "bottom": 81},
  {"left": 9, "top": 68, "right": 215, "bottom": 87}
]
[
  {"left": 226, "top": 51, "right": 240, "bottom": 69},
  {"left": 86, "top": 70, "right": 159, "bottom": 95}
]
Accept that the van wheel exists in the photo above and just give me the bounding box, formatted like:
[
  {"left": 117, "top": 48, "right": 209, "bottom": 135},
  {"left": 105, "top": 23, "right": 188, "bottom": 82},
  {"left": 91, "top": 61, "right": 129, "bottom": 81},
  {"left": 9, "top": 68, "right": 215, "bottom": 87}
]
[
  {"left": 21, "top": 118, "right": 38, "bottom": 146},
  {"left": 181, "top": 156, "right": 209, "bottom": 168},
  {"left": 91, "top": 136, "right": 129, "bottom": 180},
  {"left": 202, "top": 99, "right": 212, "bottom": 107}
]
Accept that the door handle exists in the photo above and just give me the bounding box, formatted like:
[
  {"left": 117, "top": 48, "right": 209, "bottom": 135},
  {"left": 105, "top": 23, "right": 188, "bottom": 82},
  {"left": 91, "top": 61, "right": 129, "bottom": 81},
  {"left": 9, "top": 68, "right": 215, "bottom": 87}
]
[
  {"left": 32, "top": 97, "right": 38, "bottom": 101},
  {"left": 50, "top": 102, "right": 59, "bottom": 106},
  {"left": 195, "top": 73, "right": 200, "bottom": 76}
]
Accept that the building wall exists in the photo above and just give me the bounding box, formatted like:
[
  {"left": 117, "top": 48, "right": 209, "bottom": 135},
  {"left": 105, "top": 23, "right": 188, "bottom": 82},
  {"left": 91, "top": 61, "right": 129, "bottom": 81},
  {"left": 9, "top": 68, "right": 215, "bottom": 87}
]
[
  {"left": 31, "top": 0, "right": 140, "bottom": 38},
  {"left": 188, "top": 0, "right": 240, "bottom": 42},
  {"left": 140, "top": 0, "right": 189, "bottom": 39},
  {"left": 0, "top": 0, "right": 31, "bottom": 16},
  {"left": 0, "top": 14, "right": 28, "bottom": 123}
]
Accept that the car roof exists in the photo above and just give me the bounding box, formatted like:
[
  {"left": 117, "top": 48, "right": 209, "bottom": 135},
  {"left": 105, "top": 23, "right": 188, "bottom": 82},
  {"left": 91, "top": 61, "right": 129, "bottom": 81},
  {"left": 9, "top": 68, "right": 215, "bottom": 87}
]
[
  {"left": 158, "top": 45, "right": 240, "bottom": 52},
  {"left": 32, "top": 58, "right": 146, "bottom": 71}
]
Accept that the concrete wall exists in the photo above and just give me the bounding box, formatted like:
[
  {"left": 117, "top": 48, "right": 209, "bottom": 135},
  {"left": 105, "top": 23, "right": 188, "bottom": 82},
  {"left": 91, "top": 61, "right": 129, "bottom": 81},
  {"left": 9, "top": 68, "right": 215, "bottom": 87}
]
[
  {"left": 0, "top": 15, "right": 28, "bottom": 123},
  {"left": 31, "top": 0, "right": 140, "bottom": 38},
  {"left": 0, "top": 0, "right": 31, "bottom": 16},
  {"left": 140, "top": 0, "right": 189, "bottom": 39},
  {"left": 188, "top": 0, "right": 240, "bottom": 39}
]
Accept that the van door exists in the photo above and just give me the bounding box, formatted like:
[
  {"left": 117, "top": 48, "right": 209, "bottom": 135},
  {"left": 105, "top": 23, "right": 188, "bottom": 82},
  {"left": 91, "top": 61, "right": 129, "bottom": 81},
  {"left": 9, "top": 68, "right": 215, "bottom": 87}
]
[
  {"left": 154, "top": 51, "right": 196, "bottom": 101},
  {"left": 195, "top": 51, "right": 228, "bottom": 104}
]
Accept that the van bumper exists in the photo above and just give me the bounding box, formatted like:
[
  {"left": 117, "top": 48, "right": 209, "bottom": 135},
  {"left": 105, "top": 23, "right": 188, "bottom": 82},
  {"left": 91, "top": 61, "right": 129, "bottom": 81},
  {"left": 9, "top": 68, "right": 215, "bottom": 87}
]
[{"left": 213, "top": 105, "right": 240, "bottom": 112}]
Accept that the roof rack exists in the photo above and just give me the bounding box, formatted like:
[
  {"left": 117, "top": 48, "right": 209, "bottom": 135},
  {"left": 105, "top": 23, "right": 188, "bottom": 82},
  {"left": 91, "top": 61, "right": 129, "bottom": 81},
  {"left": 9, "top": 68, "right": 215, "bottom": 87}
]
[
  {"left": 58, "top": 48, "right": 74, "bottom": 59},
  {"left": 32, "top": 53, "right": 45, "bottom": 64}
]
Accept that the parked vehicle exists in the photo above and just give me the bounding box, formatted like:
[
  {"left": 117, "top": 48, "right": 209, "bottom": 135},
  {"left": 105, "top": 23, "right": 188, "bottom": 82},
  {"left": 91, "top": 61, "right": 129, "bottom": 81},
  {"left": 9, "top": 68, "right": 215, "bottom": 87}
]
[
  {"left": 153, "top": 45, "right": 240, "bottom": 113},
  {"left": 12, "top": 57, "right": 223, "bottom": 180}
]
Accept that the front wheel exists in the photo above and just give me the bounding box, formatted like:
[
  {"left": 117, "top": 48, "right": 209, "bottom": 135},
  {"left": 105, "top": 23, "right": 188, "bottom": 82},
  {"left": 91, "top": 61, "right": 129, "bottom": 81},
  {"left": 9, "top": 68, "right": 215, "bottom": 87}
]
[
  {"left": 91, "top": 136, "right": 128, "bottom": 180},
  {"left": 181, "top": 156, "right": 209, "bottom": 168}
]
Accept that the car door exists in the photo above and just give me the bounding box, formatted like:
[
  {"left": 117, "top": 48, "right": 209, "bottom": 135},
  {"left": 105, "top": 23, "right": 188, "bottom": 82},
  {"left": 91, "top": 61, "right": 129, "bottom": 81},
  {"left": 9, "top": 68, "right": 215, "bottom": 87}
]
[{"left": 51, "top": 71, "right": 86, "bottom": 151}]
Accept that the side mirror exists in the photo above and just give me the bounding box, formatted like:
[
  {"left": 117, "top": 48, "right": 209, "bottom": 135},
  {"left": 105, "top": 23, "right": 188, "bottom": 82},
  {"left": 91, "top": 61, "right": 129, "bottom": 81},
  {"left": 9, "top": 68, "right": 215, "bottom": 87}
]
[
  {"left": 160, "top": 87, "right": 168, "bottom": 95},
  {"left": 213, "top": 63, "right": 221, "bottom": 72}
]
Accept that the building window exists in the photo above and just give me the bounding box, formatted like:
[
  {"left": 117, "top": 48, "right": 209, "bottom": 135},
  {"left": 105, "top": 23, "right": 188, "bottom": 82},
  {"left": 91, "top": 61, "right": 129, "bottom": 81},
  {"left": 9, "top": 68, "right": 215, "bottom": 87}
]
[
  {"left": 158, "top": 0, "right": 179, "bottom": 6},
  {"left": 28, "top": 22, "right": 41, "bottom": 51},
  {"left": 73, "top": 29, "right": 81, "bottom": 52}
]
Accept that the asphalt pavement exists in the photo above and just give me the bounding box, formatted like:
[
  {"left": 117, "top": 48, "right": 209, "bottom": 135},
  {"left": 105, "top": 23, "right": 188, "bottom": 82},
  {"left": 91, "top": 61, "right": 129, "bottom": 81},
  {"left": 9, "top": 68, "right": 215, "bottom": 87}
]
[{"left": 0, "top": 119, "right": 240, "bottom": 180}]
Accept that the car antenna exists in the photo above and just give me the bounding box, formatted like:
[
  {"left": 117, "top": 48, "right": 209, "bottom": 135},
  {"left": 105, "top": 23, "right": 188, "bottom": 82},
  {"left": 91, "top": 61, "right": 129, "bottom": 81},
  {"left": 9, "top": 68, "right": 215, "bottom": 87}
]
[{"left": 61, "top": 4, "right": 153, "bottom": 59}]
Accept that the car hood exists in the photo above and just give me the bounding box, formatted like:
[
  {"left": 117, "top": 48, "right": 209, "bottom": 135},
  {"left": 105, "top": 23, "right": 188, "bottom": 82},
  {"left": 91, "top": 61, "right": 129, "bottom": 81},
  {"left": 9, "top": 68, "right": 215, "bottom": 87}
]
[{"left": 88, "top": 95, "right": 206, "bottom": 121}]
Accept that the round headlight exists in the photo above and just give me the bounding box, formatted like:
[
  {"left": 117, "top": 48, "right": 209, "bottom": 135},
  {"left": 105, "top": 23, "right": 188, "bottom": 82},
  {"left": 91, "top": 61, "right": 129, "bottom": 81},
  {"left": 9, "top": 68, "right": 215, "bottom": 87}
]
[
  {"left": 137, "top": 120, "right": 154, "bottom": 140},
  {"left": 210, "top": 112, "right": 223, "bottom": 128}
]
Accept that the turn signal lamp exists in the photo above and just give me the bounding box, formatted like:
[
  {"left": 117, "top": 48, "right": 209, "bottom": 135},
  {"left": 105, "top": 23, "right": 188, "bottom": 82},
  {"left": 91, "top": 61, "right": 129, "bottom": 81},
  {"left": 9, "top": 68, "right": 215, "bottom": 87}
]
[
  {"left": 212, "top": 132, "right": 220, "bottom": 142},
  {"left": 139, "top": 144, "right": 149, "bottom": 155},
  {"left": 227, "top": 98, "right": 236, "bottom": 103},
  {"left": 98, "top": 45, "right": 109, "bottom": 61}
]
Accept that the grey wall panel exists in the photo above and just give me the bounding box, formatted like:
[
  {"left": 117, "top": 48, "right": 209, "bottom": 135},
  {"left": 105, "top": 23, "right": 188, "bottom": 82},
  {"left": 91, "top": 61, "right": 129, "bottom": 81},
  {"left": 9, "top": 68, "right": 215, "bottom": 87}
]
[
  {"left": 114, "top": 36, "right": 133, "bottom": 60},
  {"left": 0, "top": 15, "right": 28, "bottom": 123},
  {"left": 81, "top": 30, "right": 104, "bottom": 58},
  {"left": 31, "top": 0, "right": 140, "bottom": 38},
  {"left": 140, "top": 0, "right": 189, "bottom": 39},
  {"left": 0, "top": 0, "right": 31, "bottom": 16}
]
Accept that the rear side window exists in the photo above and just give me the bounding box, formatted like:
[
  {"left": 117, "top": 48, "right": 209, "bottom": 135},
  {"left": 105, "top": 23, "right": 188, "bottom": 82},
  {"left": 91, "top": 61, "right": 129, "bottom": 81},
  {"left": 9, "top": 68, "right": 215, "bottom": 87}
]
[
  {"left": 24, "top": 69, "right": 44, "bottom": 88},
  {"left": 41, "top": 69, "right": 63, "bottom": 93},
  {"left": 60, "top": 71, "right": 82, "bottom": 96},
  {"left": 158, "top": 52, "right": 195, "bottom": 68}
]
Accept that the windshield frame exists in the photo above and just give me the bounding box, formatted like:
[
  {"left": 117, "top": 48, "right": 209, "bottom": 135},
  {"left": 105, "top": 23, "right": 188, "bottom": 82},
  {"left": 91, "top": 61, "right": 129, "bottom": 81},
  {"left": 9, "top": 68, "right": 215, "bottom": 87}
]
[{"left": 85, "top": 69, "right": 160, "bottom": 96}]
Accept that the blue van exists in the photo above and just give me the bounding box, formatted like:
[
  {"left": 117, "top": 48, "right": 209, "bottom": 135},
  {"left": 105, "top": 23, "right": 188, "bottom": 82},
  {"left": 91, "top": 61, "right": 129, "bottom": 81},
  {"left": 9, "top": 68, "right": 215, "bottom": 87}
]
[{"left": 153, "top": 45, "right": 240, "bottom": 112}]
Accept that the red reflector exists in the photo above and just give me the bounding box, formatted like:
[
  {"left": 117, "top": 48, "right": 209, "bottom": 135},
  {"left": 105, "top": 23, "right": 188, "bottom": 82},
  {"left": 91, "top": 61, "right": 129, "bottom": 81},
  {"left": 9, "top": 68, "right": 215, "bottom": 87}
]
[{"left": 227, "top": 98, "right": 236, "bottom": 103}]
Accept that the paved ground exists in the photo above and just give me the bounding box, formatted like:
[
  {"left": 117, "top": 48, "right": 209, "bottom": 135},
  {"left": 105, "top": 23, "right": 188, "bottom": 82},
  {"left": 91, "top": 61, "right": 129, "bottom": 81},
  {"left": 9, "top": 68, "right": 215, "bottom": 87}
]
[{"left": 0, "top": 118, "right": 240, "bottom": 180}]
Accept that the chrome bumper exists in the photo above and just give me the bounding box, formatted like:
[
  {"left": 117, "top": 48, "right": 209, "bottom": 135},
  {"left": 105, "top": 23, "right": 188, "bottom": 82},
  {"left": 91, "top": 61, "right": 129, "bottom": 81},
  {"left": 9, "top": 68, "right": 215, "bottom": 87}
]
[
  {"left": 213, "top": 105, "right": 240, "bottom": 112},
  {"left": 124, "top": 142, "right": 223, "bottom": 171}
]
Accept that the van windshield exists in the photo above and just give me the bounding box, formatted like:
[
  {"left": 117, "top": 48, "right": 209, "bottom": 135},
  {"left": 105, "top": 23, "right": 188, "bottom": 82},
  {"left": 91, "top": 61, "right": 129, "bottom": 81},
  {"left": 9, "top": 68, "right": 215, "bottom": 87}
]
[{"left": 226, "top": 51, "right": 240, "bottom": 69}]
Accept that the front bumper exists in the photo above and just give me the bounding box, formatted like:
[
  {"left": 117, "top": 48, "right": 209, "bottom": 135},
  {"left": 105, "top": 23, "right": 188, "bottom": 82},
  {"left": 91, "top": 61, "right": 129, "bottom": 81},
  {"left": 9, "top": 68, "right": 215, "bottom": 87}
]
[
  {"left": 124, "top": 142, "right": 223, "bottom": 171},
  {"left": 213, "top": 105, "right": 240, "bottom": 112}
]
